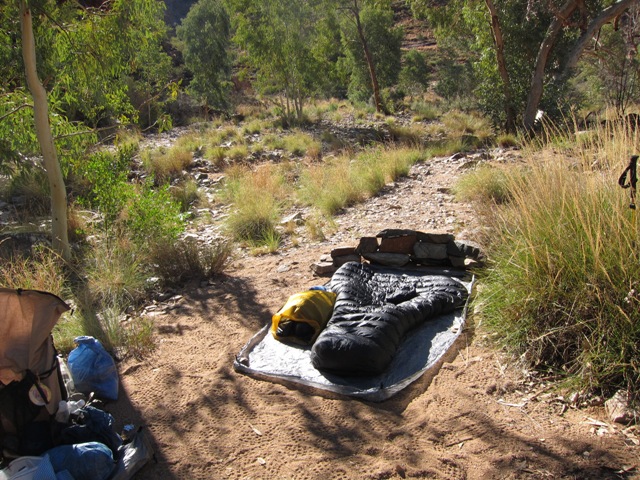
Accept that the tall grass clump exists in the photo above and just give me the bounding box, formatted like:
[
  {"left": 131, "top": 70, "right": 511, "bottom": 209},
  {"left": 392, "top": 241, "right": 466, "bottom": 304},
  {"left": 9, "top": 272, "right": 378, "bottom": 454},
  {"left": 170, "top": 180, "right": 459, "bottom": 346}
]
[
  {"left": 141, "top": 145, "right": 193, "bottom": 184},
  {"left": 441, "top": 110, "right": 494, "bottom": 145},
  {"left": 0, "top": 245, "right": 67, "bottom": 295},
  {"left": 453, "top": 164, "right": 511, "bottom": 205},
  {"left": 283, "top": 132, "right": 322, "bottom": 159},
  {"left": 152, "top": 238, "right": 232, "bottom": 285},
  {"left": 222, "top": 164, "right": 285, "bottom": 244},
  {"left": 298, "top": 147, "right": 425, "bottom": 215},
  {"left": 480, "top": 153, "right": 640, "bottom": 397},
  {"left": 386, "top": 124, "right": 425, "bottom": 147}
]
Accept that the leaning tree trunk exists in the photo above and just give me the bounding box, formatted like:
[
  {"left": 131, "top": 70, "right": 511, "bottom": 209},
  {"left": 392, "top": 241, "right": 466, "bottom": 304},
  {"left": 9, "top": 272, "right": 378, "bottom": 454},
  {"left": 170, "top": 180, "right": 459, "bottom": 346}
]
[
  {"left": 485, "top": 0, "right": 516, "bottom": 133},
  {"left": 522, "top": 0, "right": 580, "bottom": 131},
  {"left": 20, "top": 0, "right": 70, "bottom": 261},
  {"left": 352, "top": 0, "right": 383, "bottom": 113},
  {"left": 559, "top": 0, "right": 639, "bottom": 82}
]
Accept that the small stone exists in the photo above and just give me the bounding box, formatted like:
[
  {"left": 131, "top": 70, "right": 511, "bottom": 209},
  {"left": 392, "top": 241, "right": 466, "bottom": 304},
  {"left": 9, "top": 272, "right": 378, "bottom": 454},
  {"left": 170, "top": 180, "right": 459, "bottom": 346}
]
[
  {"left": 356, "top": 237, "right": 379, "bottom": 254},
  {"left": 415, "top": 232, "right": 455, "bottom": 244},
  {"left": 378, "top": 234, "right": 417, "bottom": 254},
  {"left": 414, "top": 242, "right": 448, "bottom": 260},
  {"left": 310, "top": 261, "right": 336, "bottom": 276},
  {"left": 605, "top": 390, "right": 638, "bottom": 425},
  {"left": 363, "top": 252, "right": 410, "bottom": 267},
  {"left": 331, "top": 246, "right": 357, "bottom": 258},
  {"left": 281, "top": 212, "right": 304, "bottom": 225},
  {"left": 333, "top": 254, "right": 361, "bottom": 267}
]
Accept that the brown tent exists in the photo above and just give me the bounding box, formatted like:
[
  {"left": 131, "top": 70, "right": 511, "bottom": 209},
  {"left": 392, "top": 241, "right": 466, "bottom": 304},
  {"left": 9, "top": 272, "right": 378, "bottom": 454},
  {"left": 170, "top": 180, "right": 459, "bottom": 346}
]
[{"left": 0, "top": 288, "right": 70, "bottom": 417}]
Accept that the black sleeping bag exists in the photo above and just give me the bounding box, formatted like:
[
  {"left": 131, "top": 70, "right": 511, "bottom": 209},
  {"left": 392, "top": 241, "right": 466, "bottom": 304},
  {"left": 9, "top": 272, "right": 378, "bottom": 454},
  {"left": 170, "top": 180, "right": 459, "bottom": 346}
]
[{"left": 310, "top": 262, "right": 468, "bottom": 376}]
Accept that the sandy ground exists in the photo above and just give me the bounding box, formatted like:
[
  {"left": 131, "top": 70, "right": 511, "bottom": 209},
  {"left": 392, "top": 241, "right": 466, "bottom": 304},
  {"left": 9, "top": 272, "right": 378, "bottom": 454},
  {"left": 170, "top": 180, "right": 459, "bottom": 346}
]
[{"left": 108, "top": 153, "right": 639, "bottom": 480}]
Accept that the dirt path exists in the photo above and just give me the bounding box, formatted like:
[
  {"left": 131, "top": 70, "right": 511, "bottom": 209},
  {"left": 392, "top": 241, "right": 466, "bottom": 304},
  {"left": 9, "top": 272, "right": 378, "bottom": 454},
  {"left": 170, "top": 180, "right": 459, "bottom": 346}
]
[{"left": 110, "top": 152, "right": 639, "bottom": 480}]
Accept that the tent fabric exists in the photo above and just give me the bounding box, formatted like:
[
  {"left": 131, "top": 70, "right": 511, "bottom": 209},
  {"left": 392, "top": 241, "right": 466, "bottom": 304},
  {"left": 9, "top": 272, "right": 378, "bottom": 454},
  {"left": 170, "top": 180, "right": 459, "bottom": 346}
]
[
  {"left": 0, "top": 288, "right": 70, "bottom": 414},
  {"left": 234, "top": 266, "right": 473, "bottom": 401},
  {"left": 310, "top": 262, "right": 468, "bottom": 376}
]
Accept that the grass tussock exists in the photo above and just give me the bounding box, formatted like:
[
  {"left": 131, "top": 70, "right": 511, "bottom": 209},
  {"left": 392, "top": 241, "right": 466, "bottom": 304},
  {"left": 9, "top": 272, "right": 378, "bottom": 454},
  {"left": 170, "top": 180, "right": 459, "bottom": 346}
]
[
  {"left": 298, "top": 147, "right": 426, "bottom": 215},
  {"left": 152, "top": 238, "right": 233, "bottom": 285},
  {"left": 0, "top": 245, "right": 67, "bottom": 296},
  {"left": 442, "top": 110, "right": 494, "bottom": 145},
  {"left": 386, "top": 124, "right": 425, "bottom": 147},
  {"left": 222, "top": 164, "right": 285, "bottom": 243},
  {"left": 479, "top": 148, "right": 640, "bottom": 397},
  {"left": 142, "top": 145, "right": 194, "bottom": 184},
  {"left": 453, "top": 164, "right": 511, "bottom": 205}
]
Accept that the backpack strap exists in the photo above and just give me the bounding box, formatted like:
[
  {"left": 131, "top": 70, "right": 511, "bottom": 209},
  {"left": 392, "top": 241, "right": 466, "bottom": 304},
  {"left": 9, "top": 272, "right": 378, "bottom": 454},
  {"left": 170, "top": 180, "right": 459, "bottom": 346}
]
[{"left": 618, "top": 155, "right": 638, "bottom": 209}]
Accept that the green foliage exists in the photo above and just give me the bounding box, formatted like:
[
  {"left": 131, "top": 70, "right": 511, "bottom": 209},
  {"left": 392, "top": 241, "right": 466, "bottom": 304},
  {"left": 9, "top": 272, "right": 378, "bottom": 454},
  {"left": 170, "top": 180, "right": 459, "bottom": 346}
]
[
  {"left": 228, "top": 0, "right": 333, "bottom": 121},
  {"left": 399, "top": 50, "right": 432, "bottom": 97},
  {"left": 576, "top": 23, "right": 640, "bottom": 116},
  {"left": 340, "top": 3, "right": 403, "bottom": 104},
  {"left": 177, "top": 0, "right": 231, "bottom": 110},
  {"left": 124, "top": 182, "right": 185, "bottom": 250},
  {"left": 1, "top": 0, "right": 172, "bottom": 129},
  {"left": 432, "top": 39, "right": 477, "bottom": 105},
  {"left": 74, "top": 148, "right": 135, "bottom": 228}
]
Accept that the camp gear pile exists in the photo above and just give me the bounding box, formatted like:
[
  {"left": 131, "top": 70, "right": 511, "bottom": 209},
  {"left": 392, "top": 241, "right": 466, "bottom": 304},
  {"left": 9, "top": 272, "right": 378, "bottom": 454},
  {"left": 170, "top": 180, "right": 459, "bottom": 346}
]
[{"left": 0, "top": 289, "right": 152, "bottom": 480}]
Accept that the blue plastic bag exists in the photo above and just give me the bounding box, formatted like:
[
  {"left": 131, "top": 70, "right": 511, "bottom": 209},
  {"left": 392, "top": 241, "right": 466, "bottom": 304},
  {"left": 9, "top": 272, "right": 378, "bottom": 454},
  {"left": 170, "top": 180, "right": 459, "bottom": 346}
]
[
  {"left": 68, "top": 336, "right": 118, "bottom": 401},
  {"left": 46, "top": 442, "right": 115, "bottom": 480}
]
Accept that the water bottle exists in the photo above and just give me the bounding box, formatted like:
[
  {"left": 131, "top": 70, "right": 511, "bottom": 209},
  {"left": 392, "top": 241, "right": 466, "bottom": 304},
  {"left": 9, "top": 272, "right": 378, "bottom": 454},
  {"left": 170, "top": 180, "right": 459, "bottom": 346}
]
[{"left": 58, "top": 355, "right": 76, "bottom": 395}]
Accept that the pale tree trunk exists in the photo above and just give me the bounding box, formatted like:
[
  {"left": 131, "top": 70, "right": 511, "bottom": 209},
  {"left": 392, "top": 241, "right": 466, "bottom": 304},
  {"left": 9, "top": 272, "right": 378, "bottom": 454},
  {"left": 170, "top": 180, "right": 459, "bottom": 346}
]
[
  {"left": 351, "top": 0, "right": 383, "bottom": 113},
  {"left": 559, "top": 0, "right": 639, "bottom": 80},
  {"left": 20, "top": 0, "right": 70, "bottom": 261},
  {"left": 485, "top": 0, "right": 516, "bottom": 132},
  {"left": 522, "top": 0, "right": 580, "bottom": 131},
  {"left": 522, "top": 0, "right": 636, "bottom": 130}
]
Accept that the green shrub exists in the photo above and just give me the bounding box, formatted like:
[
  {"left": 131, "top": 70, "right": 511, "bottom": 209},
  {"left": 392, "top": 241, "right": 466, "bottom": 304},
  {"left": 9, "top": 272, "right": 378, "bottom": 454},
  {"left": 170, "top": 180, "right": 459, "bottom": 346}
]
[
  {"left": 74, "top": 147, "right": 134, "bottom": 228},
  {"left": 124, "top": 183, "right": 185, "bottom": 249}
]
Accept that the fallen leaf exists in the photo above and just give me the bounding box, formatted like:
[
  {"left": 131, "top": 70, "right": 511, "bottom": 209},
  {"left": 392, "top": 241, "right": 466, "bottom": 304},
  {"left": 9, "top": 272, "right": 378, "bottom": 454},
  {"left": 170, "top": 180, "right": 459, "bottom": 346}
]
[{"left": 249, "top": 423, "right": 262, "bottom": 436}]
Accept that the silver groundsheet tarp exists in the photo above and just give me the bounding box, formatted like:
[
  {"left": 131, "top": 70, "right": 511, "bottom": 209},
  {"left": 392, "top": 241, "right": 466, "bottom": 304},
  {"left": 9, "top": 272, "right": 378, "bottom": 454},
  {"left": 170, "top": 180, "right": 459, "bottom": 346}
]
[{"left": 234, "top": 273, "right": 474, "bottom": 402}]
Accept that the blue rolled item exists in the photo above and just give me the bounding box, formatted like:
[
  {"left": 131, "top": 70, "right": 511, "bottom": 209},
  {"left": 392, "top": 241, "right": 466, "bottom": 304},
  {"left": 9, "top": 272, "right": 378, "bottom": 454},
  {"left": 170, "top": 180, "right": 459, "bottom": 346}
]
[
  {"left": 45, "top": 442, "right": 115, "bottom": 480},
  {"left": 68, "top": 336, "right": 118, "bottom": 401}
]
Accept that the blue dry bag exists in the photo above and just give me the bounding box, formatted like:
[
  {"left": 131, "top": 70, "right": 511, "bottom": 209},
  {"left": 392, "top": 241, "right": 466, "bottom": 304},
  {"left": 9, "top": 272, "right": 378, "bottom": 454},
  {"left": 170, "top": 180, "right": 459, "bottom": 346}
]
[{"left": 68, "top": 336, "right": 119, "bottom": 401}]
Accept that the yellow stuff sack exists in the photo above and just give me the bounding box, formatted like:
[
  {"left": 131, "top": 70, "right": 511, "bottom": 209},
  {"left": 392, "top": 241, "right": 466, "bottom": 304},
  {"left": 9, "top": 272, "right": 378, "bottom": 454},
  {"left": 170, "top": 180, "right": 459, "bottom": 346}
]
[{"left": 271, "top": 289, "right": 337, "bottom": 346}]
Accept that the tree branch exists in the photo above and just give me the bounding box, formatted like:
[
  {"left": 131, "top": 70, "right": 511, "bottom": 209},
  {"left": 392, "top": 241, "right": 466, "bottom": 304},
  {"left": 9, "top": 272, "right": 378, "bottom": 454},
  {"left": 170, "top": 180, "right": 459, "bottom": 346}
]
[{"left": 0, "top": 103, "right": 33, "bottom": 123}]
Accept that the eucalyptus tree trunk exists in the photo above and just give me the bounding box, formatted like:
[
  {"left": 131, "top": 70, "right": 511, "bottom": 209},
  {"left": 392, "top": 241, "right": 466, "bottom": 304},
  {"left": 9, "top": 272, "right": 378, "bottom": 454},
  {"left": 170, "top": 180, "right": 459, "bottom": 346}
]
[
  {"left": 20, "top": 0, "right": 70, "bottom": 261},
  {"left": 522, "top": 0, "right": 579, "bottom": 131},
  {"left": 522, "top": 0, "right": 636, "bottom": 131},
  {"left": 351, "top": 0, "right": 383, "bottom": 113},
  {"left": 485, "top": 0, "right": 516, "bottom": 133}
]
